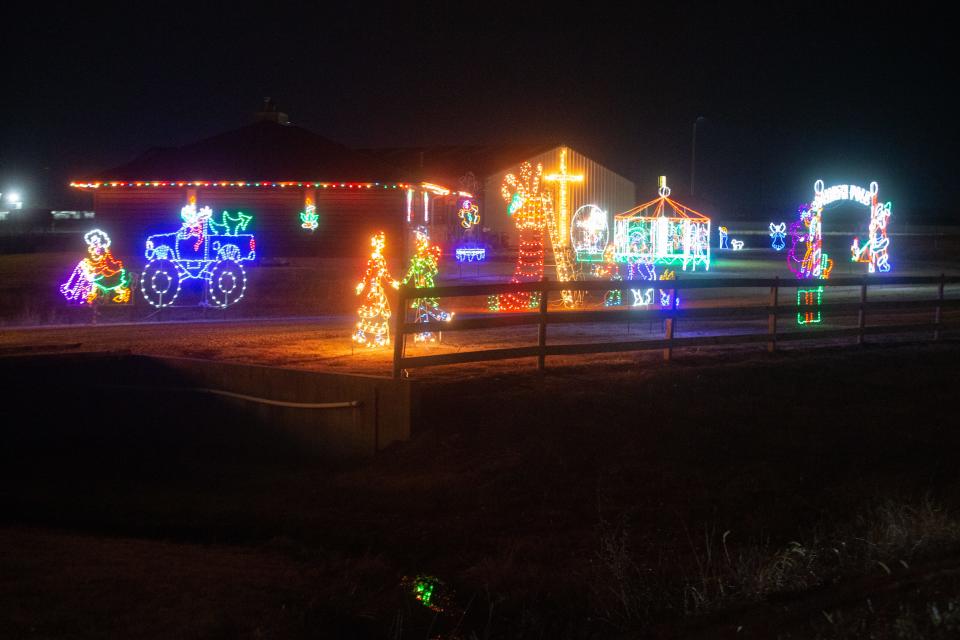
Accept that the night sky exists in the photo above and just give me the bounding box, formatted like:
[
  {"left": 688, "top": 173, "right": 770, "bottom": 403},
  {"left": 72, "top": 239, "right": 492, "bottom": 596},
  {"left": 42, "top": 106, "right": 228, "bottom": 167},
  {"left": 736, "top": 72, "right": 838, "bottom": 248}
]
[{"left": 2, "top": 3, "right": 954, "bottom": 221}]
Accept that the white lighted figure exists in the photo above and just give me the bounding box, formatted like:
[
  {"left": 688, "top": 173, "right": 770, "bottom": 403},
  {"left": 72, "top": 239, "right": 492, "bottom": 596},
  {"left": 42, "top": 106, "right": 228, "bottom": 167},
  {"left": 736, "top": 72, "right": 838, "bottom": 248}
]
[
  {"left": 614, "top": 177, "right": 711, "bottom": 271},
  {"left": 731, "top": 240, "right": 744, "bottom": 251},
  {"left": 570, "top": 204, "right": 609, "bottom": 258}
]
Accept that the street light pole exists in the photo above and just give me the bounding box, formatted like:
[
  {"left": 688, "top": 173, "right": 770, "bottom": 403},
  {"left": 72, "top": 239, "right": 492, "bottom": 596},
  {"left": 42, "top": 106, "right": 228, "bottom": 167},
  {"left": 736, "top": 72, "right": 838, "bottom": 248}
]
[{"left": 691, "top": 116, "right": 704, "bottom": 196}]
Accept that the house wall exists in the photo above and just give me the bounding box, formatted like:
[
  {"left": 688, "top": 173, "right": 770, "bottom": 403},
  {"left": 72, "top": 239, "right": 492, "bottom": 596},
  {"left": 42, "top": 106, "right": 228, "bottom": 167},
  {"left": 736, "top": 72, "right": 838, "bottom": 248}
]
[
  {"left": 89, "top": 187, "right": 416, "bottom": 261},
  {"left": 482, "top": 146, "right": 637, "bottom": 248}
]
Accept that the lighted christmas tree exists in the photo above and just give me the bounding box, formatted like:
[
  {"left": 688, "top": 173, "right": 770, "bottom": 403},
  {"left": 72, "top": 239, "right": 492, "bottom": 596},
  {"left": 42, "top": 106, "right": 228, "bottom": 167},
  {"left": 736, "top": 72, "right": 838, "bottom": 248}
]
[
  {"left": 490, "top": 162, "right": 549, "bottom": 311},
  {"left": 354, "top": 231, "right": 399, "bottom": 348},
  {"left": 402, "top": 227, "right": 452, "bottom": 343}
]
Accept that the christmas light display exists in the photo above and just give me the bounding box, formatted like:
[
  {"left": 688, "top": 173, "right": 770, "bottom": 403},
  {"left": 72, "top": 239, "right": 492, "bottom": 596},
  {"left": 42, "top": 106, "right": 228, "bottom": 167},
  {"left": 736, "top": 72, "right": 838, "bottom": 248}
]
[
  {"left": 455, "top": 247, "right": 486, "bottom": 262},
  {"left": 490, "top": 162, "right": 549, "bottom": 311},
  {"left": 769, "top": 222, "right": 786, "bottom": 251},
  {"left": 851, "top": 199, "right": 892, "bottom": 273},
  {"left": 571, "top": 204, "right": 609, "bottom": 261},
  {"left": 731, "top": 239, "right": 744, "bottom": 251},
  {"left": 401, "top": 227, "right": 452, "bottom": 343},
  {"left": 592, "top": 243, "right": 622, "bottom": 306},
  {"left": 300, "top": 203, "right": 318, "bottom": 231},
  {"left": 544, "top": 149, "right": 583, "bottom": 306},
  {"left": 458, "top": 199, "right": 480, "bottom": 229},
  {"left": 60, "top": 229, "right": 131, "bottom": 305},
  {"left": 72, "top": 180, "right": 413, "bottom": 190},
  {"left": 140, "top": 204, "right": 256, "bottom": 308},
  {"left": 354, "top": 231, "right": 399, "bottom": 348},
  {"left": 718, "top": 226, "right": 730, "bottom": 249},
  {"left": 797, "top": 286, "right": 824, "bottom": 325},
  {"left": 614, "top": 177, "right": 710, "bottom": 271}
]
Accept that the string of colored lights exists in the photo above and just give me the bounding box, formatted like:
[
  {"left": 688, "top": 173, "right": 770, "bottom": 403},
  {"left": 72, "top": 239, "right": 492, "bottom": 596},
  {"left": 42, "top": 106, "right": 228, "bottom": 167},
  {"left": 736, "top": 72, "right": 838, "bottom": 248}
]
[
  {"left": 354, "top": 231, "right": 399, "bottom": 348},
  {"left": 401, "top": 227, "right": 452, "bottom": 343},
  {"left": 60, "top": 229, "right": 131, "bottom": 305},
  {"left": 72, "top": 181, "right": 415, "bottom": 189}
]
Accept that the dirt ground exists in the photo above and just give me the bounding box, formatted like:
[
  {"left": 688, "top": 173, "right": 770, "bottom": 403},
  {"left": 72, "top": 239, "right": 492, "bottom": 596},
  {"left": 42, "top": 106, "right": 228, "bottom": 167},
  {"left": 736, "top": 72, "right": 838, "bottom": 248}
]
[{"left": 3, "top": 341, "right": 960, "bottom": 638}]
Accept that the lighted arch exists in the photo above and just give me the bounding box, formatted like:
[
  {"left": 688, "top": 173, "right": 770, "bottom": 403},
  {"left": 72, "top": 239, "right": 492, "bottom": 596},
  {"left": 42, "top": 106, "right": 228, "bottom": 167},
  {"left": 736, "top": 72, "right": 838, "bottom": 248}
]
[{"left": 811, "top": 179, "right": 892, "bottom": 274}]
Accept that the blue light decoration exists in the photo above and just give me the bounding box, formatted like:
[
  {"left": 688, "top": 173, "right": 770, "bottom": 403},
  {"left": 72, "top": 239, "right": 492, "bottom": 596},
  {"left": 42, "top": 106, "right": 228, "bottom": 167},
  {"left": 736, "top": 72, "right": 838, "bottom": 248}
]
[
  {"left": 769, "top": 222, "right": 786, "bottom": 251},
  {"left": 140, "top": 204, "right": 256, "bottom": 308},
  {"left": 718, "top": 226, "right": 730, "bottom": 249},
  {"left": 455, "top": 247, "right": 486, "bottom": 263}
]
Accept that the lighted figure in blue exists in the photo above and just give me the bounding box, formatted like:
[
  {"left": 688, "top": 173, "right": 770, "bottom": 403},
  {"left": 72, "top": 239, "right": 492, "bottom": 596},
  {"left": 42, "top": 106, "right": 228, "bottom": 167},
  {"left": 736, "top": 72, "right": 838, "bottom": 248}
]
[
  {"left": 139, "top": 204, "right": 256, "bottom": 308},
  {"left": 769, "top": 222, "right": 786, "bottom": 251},
  {"left": 718, "top": 226, "right": 730, "bottom": 249}
]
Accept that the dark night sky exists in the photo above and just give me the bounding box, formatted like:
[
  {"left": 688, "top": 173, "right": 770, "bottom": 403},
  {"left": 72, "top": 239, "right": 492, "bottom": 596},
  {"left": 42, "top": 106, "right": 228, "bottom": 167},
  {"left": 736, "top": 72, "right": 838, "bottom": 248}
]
[{"left": 1, "top": 3, "right": 955, "bottom": 221}]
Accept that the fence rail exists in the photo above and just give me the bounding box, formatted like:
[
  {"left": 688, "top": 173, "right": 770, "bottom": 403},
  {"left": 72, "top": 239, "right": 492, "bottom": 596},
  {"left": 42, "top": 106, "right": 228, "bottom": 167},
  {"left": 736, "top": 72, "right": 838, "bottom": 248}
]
[{"left": 391, "top": 274, "right": 960, "bottom": 377}]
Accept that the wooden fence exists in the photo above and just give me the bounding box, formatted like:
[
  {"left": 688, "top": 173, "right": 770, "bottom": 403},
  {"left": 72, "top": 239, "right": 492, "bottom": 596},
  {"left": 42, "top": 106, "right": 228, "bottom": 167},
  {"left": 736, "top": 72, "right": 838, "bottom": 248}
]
[{"left": 391, "top": 274, "right": 960, "bottom": 378}]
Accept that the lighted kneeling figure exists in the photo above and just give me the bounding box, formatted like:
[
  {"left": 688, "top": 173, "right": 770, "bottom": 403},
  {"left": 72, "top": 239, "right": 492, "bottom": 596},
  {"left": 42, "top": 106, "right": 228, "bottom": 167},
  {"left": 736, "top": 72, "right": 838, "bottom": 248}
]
[{"left": 60, "top": 229, "right": 131, "bottom": 305}]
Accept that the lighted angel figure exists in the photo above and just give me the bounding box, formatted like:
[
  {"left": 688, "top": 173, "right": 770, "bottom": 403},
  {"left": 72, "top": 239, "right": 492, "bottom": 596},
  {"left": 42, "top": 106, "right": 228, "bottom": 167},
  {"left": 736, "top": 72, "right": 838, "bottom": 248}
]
[
  {"left": 769, "top": 222, "right": 787, "bottom": 251},
  {"left": 592, "top": 243, "right": 622, "bottom": 306},
  {"left": 60, "top": 229, "right": 131, "bottom": 305},
  {"left": 402, "top": 227, "right": 453, "bottom": 343},
  {"left": 354, "top": 232, "right": 400, "bottom": 348}
]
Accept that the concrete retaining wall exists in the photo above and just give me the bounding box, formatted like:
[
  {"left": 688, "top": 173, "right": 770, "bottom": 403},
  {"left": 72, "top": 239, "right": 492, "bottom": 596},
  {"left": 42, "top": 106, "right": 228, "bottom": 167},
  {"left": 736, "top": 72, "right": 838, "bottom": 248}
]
[{"left": 0, "top": 352, "right": 416, "bottom": 459}]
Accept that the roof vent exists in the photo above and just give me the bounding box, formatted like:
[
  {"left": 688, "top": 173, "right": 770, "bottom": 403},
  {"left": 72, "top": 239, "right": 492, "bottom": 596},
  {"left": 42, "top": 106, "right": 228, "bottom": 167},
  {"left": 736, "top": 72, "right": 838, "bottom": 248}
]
[{"left": 255, "top": 97, "right": 289, "bottom": 125}]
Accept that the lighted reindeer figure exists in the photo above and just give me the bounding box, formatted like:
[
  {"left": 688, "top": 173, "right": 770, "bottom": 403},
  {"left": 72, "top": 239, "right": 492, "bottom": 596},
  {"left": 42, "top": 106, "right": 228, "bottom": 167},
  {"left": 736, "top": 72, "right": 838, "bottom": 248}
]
[{"left": 491, "top": 162, "right": 550, "bottom": 311}]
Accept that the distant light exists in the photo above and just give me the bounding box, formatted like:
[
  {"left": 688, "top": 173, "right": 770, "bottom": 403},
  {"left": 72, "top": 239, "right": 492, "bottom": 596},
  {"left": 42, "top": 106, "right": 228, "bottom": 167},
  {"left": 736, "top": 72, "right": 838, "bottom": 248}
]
[{"left": 7, "top": 192, "right": 21, "bottom": 204}]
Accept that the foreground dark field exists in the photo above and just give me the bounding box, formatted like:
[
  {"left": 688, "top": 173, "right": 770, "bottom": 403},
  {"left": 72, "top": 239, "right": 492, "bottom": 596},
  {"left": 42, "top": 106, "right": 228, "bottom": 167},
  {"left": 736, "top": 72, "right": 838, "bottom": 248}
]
[{"left": 3, "top": 342, "right": 960, "bottom": 638}]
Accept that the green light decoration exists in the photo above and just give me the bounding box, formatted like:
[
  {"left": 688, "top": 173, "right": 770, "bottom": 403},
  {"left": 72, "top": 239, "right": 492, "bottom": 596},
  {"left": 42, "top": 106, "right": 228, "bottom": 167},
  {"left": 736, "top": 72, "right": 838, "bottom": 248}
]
[
  {"left": 797, "top": 286, "right": 824, "bottom": 325},
  {"left": 300, "top": 204, "right": 319, "bottom": 231},
  {"left": 208, "top": 210, "right": 252, "bottom": 235},
  {"left": 403, "top": 575, "right": 447, "bottom": 612},
  {"left": 402, "top": 227, "right": 452, "bottom": 343},
  {"left": 507, "top": 192, "right": 524, "bottom": 216}
]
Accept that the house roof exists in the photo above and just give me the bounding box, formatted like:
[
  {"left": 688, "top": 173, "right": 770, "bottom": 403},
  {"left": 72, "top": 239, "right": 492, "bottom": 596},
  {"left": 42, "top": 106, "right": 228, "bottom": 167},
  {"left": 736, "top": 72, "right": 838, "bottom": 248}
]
[
  {"left": 75, "top": 120, "right": 414, "bottom": 184},
  {"left": 360, "top": 144, "right": 561, "bottom": 186}
]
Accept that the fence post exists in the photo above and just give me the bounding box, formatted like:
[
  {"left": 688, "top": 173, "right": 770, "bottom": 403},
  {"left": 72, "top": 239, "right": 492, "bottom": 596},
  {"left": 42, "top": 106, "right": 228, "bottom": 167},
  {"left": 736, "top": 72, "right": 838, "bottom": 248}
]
[
  {"left": 858, "top": 277, "right": 868, "bottom": 346},
  {"left": 392, "top": 285, "right": 406, "bottom": 379},
  {"left": 768, "top": 276, "right": 779, "bottom": 353},
  {"left": 663, "top": 287, "right": 677, "bottom": 362},
  {"left": 538, "top": 276, "right": 548, "bottom": 371},
  {"left": 934, "top": 272, "right": 945, "bottom": 341}
]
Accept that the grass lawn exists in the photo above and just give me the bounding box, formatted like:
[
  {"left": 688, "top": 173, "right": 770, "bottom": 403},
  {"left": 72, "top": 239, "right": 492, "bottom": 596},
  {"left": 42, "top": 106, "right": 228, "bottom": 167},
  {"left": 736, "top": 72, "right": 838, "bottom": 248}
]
[{"left": 2, "top": 340, "right": 960, "bottom": 638}]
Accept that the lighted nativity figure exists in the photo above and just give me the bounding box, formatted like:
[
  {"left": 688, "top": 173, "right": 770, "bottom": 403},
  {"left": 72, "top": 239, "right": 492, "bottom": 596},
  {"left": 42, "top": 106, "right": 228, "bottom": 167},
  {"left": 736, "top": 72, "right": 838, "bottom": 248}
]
[
  {"left": 354, "top": 231, "right": 400, "bottom": 348},
  {"left": 402, "top": 227, "right": 453, "bottom": 343},
  {"left": 592, "top": 243, "right": 622, "bottom": 306},
  {"left": 60, "top": 229, "right": 131, "bottom": 305}
]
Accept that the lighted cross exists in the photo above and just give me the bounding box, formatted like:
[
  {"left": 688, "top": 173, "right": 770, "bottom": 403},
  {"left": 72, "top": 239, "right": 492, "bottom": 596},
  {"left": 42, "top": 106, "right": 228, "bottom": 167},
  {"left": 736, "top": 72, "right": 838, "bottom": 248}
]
[{"left": 544, "top": 147, "right": 584, "bottom": 247}]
